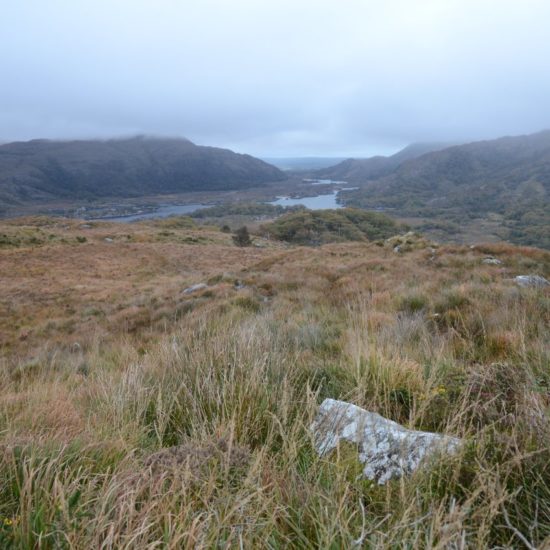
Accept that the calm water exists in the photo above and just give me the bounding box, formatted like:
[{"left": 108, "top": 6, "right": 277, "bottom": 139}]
[
  {"left": 104, "top": 203, "right": 206, "bottom": 222},
  {"left": 268, "top": 190, "right": 341, "bottom": 210}
]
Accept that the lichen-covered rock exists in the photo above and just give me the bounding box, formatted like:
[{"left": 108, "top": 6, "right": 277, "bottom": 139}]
[
  {"left": 515, "top": 275, "right": 549, "bottom": 288},
  {"left": 311, "top": 398, "right": 461, "bottom": 484}
]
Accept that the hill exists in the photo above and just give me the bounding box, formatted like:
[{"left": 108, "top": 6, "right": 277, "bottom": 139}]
[
  {"left": 312, "top": 142, "right": 453, "bottom": 183},
  {"left": 260, "top": 208, "right": 403, "bottom": 245},
  {"left": 341, "top": 131, "right": 550, "bottom": 248},
  {"left": 0, "top": 216, "right": 549, "bottom": 547},
  {"left": 0, "top": 136, "right": 286, "bottom": 207}
]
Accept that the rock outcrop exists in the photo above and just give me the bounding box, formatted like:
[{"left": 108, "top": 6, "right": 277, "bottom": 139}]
[
  {"left": 183, "top": 283, "right": 208, "bottom": 295},
  {"left": 482, "top": 257, "right": 502, "bottom": 265},
  {"left": 311, "top": 398, "right": 461, "bottom": 484},
  {"left": 514, "top": 275, "right": 549, "bottom": 288},
  {"left": 385, "top": 232, "right": 437, "bottom": 253}
]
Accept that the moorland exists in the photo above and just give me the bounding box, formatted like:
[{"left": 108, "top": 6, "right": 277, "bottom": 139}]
[{"left": 0, "top": 215, "right": 549, "bottom": 547}]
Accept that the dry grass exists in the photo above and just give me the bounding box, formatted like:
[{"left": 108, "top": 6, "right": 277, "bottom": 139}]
[{"left": 0, "top": 217, "right": 549, "bottom": 548}]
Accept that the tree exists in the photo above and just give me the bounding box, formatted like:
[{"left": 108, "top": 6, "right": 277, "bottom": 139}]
[{"left": 232, "top": 226, "right": 252, "bottom": 247}]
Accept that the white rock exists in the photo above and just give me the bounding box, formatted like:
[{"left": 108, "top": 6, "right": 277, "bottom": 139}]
[
  {"left": 482, "top": 257, "right": 502, "bottom": 265},
  {"left": 311, "top": 398, "right": 461, "bottom": 484},
  {"left": 104, "top": 237, "right": 114, "bottom": 243},
  {"left": 515, "top": 275, "right": 549, "bottom": 288},
  {"left": 183, "top": 283, "right": 208, "bottom": 295}
]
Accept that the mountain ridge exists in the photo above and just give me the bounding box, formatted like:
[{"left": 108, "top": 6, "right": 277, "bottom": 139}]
[
  {"left": 312, "top": 141, "right": 456, "bottom": 182},
  {"left": 341, "top": 130, "right": 550, "bottom": 248},
  {"left": 0, "top": 136, "right": 286, "bottom": 207}
]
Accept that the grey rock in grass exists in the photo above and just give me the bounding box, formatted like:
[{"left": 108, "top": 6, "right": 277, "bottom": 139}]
[
  {"left": 514, "top": 275, "right": 549, "bottom": 288},
  {"left": 482, "top": 257, "right": 502, "bottom": 265},
  {"left": 311, "top": 398, "right": 461, "bottom": 485},
  {"left": 183, "top": 283, "right": 208, "bottom": 295}
]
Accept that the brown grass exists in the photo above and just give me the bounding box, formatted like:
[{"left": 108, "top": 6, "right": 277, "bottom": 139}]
[{"left": 0, "top": 216, "right": 549, "bottom": 548}]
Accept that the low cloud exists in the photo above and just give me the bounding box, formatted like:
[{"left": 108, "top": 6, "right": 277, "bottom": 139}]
[{"left": 1, "top": 0, "right": 549, "bottom": 156}]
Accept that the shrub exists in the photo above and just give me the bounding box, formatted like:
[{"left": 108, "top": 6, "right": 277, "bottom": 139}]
[
  {"left": 398, "top": 293, "right": 429, "bottom": 313},
  {"left": 260, "top": 208, "right": 403, "bottom": 245},
  {"left": 233, "top": 226, "right": 252, "bottom": 247}
]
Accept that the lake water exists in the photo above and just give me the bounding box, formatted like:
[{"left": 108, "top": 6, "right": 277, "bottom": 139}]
[
  {"left": 103, "top": 203, "right": 206, "bottom": 223},
  {"left": 268, "top": 190, "right": 341, "bottom": 210}
]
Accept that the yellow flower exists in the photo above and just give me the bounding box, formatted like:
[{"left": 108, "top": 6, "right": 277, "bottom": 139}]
[{"left": 3, "top": 518, "right": 13, "bottom": 526}]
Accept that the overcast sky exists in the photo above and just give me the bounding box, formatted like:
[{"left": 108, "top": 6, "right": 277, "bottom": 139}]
[{"left": 1, "top": 0, "right": 550, "bottom": 156}]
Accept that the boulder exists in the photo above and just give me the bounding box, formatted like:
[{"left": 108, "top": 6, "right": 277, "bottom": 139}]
[
  {"left": 311, "top": 398, "right": 461, "bottom": 484},
  {"left": 385, "top": 232, "right": 438, "bottom": 253},
  {"left": 183, "top": 283, "right": 208, "bottom": 295},
  {"left": 482, "top": 257, "right": 502, "bottom": 265},
  {"left": 514, "top": 275, "right": 549, "bottom": 288}
]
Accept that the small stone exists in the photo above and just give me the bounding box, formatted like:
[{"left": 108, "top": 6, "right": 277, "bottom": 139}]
[
  {"left": 515, "top": 275, "right": 549, "bottom": 288},
  {"left": 482, "top": 257, "right": 502, "bottom": 265},
  {"left": 104, "top": 237, "right": 114, "bottom": 243},
  {"left": 183, "top": 283, "right": 208, "bottom": 295},
  {"left": 311, "top": 398, "right": 461, "bottom": 484}
]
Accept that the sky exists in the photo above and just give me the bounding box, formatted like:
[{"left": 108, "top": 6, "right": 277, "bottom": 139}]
[{"left": 1, "top": 0, "right": 550, "bottom": 157}]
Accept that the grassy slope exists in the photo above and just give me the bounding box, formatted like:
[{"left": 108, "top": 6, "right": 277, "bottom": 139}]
[{"left": 0, "top": 218, "right": 549, "bottom": 547}]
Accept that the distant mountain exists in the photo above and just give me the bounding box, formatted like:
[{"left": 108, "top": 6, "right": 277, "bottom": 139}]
[
  {"left": 0, "top": 136, "right": 286, "bottom": 206},
  {"left": 312, "top": 142, "right": 453, "bottom": 183},
  {"left": 341, "top": 131, "right": 550, "bottom": 248},
  {"left": 261, "top": 157, "right": 348, "bottom": 171}
]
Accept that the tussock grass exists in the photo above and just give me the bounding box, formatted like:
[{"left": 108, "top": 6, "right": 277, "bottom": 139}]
[{"left": 0, "top": 218, "right": 549, "bottom": 547}]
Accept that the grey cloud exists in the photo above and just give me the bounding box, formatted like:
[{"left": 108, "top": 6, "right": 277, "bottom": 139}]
[{"left": 1, "top": 0, "right": 549, "bottom": 156}]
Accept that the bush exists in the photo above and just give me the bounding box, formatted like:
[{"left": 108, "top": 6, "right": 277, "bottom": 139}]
[
  {"left": 260, "top": 208, "right": 403, "bottom": 245},
  {"left": 233, "top": 226, "right": 252, "bottom": 247}
]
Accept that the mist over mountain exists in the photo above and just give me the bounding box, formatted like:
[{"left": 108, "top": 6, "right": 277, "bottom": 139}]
[
  {"left": 261, "top": 157, "right": 348, "bottom": 171},
  {"left": 0, "top": 136, "right": 285, "bottom": 206},
  {"left": 312, "top": 142, "right": 454, "bottom": 182},
  {"left": 341, "top": 130, "right": 550, "bottom": 247}
]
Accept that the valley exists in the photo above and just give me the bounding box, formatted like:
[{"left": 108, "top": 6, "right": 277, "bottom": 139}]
[{"left": 1, "top": 132, "right": 548, "bottom": 248}]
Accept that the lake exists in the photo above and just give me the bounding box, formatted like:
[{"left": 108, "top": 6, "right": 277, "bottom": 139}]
[
  {"left": 268, "top": 190, "right": 341, "bottom": 210},
  {"left": 102, "top": 203, "right": 206, "bottom": 223}
]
